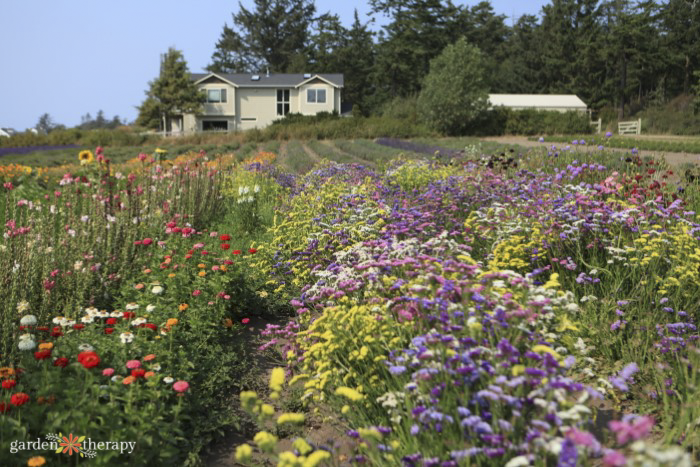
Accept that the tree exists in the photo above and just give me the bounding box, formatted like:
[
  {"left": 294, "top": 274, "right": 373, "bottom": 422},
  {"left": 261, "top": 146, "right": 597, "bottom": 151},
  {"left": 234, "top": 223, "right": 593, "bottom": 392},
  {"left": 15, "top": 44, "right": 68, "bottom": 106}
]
[
  {"left": 35, "top": 113, "right": 59, "bottom": 134},
  {"left": 417, "top": 38, "right": 489, "bottom": 135},
  {"left": 137, "top": 48, "right": 204, "bottom": 132},
  {"left": 208, "top": 0, "right": 316, "bottom": 73}
]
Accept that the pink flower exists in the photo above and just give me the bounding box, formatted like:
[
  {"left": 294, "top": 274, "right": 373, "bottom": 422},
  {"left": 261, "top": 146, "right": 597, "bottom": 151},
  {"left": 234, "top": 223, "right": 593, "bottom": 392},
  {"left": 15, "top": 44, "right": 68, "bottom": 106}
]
[
  {"left": 242, "top": 318, "right": 250, "bottom": 324},
  {"left": 193, "top": 243, "right": 205, "bottom": 249},
  {"left": 138, "top": 153, "right": 148, "bottom": 161},
  {"left": 102, "top": 368, "right": 115, "bottom": 376},
  {"left": 173, "top": 381, "right": 189, "bottom": 392},
  {"left": 192, "top": 289, "right": 201, "bottom": 296},
  {"left": 608, "top": 416, "right": 654, "bottom": 444},
  {"left": 142, "top": 238, "right": 153, "bottom": 245},
  {"left": 126, "top": 360, "right": 141, "bottom": 369},
  {"left": 603, "top": 450, "right": 627, "bottom": 467}
]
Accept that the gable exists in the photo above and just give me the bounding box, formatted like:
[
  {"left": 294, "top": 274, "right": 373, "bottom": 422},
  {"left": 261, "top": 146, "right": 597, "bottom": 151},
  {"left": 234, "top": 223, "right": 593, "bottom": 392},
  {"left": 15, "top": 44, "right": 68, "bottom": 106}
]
[
  {"left": 199, "top": 76, "right": 228, "bottom": 85},
  {"left": 303, "top": 77, "right": 328, "bottom": 86}
]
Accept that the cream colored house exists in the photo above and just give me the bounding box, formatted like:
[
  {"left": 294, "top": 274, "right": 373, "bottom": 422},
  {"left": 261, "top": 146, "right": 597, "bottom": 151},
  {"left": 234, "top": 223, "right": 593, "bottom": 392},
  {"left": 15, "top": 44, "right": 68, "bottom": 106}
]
[
  {"left": 488, "top": 94, "right": 588, "bottom": 113},
  {"left": 175, "top": 72, "right": 343, "bottom": 133}
]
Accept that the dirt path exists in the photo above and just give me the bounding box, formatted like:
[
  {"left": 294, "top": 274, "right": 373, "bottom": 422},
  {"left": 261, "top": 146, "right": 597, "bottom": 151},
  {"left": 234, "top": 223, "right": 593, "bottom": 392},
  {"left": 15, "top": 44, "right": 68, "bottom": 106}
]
[
  {"left": 301, "top": 142, "right": 322, "bottom": 163},
  {"left": 482, "top": 136, "right": 700, "bottom": 168},
  {"left": 318, "top": 140, "right": 368, "bottom": 166}
]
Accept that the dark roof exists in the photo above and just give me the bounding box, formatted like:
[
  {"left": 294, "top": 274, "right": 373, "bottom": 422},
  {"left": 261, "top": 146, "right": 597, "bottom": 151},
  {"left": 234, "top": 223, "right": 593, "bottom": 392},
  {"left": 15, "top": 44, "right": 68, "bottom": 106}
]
[{"left": 191, "top": 73, "right": 343, "bottom": 87}]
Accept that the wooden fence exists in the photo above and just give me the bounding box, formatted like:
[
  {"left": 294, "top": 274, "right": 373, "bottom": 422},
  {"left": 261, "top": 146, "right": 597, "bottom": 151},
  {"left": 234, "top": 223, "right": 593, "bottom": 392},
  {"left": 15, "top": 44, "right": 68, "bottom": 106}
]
[
  {"left": 590, "top": 118, "right": 602, "bottom": 134},
  {"left": 618, "top": 118, "right": 642, "bottom": 135}
]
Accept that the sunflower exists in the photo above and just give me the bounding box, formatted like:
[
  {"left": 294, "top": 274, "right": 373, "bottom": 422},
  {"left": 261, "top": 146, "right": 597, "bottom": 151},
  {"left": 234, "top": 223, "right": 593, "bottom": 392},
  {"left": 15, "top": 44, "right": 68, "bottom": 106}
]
[{"left": 78, "top": 150, "right": 94, "bottom": 165}]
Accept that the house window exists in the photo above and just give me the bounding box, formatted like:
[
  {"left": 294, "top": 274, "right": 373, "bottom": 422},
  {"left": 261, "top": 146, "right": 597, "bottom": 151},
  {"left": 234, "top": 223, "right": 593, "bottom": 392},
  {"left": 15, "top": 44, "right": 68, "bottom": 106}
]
[
  {"left": 202, "top": 120, "right": 228, "bottom": 131},
  {"left": 206, "top": 89, "right": 227, "bottom": 103},
  {"left": 277, "top": 89, "right": 290, "bottom": 116},
  {"left": 307, "top": 89, "right": 326, "bottom": 104}
]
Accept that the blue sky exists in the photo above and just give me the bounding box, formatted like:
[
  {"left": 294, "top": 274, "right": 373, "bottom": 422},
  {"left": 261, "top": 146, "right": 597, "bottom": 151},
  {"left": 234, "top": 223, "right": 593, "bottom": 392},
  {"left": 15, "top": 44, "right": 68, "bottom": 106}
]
[{"left": 0, "top": 1, "right": 549, "bottom": 131}]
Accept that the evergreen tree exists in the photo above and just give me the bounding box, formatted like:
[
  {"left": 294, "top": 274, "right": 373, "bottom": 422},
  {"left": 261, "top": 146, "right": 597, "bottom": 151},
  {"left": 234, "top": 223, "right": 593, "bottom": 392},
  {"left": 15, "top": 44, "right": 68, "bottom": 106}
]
[
  {"left": 208, "top": 0, "right": 316, "bottom": 73},
  {"left": 137, "top": 48, "right": 204, "bottom": 131}
]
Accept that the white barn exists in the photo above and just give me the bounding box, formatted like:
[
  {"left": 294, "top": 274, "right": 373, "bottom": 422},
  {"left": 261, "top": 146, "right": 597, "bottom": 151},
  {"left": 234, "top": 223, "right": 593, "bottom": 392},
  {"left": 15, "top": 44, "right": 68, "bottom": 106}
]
[{"left": 488, "top": 94, "right": 588, "bottom": 113}]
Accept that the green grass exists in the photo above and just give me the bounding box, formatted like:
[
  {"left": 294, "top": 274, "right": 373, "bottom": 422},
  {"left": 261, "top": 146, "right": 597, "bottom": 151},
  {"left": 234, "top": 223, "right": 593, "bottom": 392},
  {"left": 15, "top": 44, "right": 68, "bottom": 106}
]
[
  {"left": 306, "top": 140, "right": 357, "bottom": 164},
  {"left": 534, "top": 135, "right": 700, "bottom": 154},
  {"left": 282, "top": 141, "right": 315, "bottom": 173}
]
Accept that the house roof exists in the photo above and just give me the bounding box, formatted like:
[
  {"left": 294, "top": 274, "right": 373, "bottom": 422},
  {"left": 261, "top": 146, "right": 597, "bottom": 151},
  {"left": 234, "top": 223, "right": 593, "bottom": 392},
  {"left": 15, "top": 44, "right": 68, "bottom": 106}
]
[
  {"left": 191, "top": 73, "right": 344, "bottom": 88},
  {"left": 488, "top": 94, "right": 587, "bottom": 109}
]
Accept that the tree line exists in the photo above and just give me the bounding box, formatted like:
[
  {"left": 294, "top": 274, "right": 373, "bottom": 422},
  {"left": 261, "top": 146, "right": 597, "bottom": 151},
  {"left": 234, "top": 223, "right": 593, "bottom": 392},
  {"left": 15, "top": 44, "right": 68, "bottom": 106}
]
[{"left": 204, "top": 0, "right": 700, "bottom": 118}]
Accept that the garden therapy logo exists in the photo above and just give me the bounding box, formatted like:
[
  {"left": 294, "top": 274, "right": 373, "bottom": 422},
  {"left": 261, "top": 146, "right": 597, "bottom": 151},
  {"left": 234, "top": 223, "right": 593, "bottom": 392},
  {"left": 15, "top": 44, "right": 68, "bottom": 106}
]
[
  {"left": 9, "top": 433, "right": 136, "bottom": 458},
  {"left": 47, "top": 433, "right": 95, "bottom": 457}
]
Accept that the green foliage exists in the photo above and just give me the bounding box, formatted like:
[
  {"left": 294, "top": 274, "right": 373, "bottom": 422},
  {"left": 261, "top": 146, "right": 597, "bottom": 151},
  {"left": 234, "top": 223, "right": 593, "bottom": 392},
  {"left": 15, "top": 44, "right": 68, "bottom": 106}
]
[
  {"left": 417, "top": 38, "right": 488, "bottom": 135},
  {"left": 378, "top": 95, "right": 419, "bottom": 123},
  {"left": 502, "top": 109, "right": 593, "bottom": 136},
  {"left": 208, "top": 0, "right": 316, "bottom": 73},
  {"left": 138, "top": 48, "right": 205, "bottom": 132}
]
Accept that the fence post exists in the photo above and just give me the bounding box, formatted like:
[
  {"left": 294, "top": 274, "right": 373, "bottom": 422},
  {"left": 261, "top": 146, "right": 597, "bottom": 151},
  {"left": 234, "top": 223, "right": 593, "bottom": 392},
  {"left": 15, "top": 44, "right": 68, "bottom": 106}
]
[{"left": 637, "top": 118, "right": 642, "bottom": 135}]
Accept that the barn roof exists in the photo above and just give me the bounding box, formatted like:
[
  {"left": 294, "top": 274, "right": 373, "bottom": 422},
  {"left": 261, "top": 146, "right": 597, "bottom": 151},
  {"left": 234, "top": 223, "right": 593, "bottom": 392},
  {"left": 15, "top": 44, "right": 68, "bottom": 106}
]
[{"left": 488, "top": 94, "right": 587, "bottom": 109}]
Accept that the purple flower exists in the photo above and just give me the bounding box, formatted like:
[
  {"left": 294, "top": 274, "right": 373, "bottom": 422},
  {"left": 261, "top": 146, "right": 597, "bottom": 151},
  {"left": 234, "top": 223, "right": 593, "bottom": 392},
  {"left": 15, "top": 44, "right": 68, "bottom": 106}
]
[
  {"left": 605, "top": 131, "right": 613, "bottom": 138},
  {"left": 608, "top": 416, "right": 654, "bottom": 444},
  {"left": 389, "top": 365, "right": 407, "bottom": 375},
  {"left": 558, "top": 439, "right": 578, "bottom": 467},
  {"left": 602, "top": 450, "right": 627, "bottom": 467}
]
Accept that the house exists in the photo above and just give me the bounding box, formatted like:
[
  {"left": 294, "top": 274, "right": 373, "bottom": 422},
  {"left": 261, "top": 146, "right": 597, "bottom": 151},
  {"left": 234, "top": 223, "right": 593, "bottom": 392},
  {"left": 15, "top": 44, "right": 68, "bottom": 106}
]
[
  {"left": 488, "top": 94, "right": 588, "bottom": 113},
  {"left": 175, "top": 72, "right": 344, "bottom": 134},
  {"left": 0, "top": 128, "right": 17, "bottom": 138}
]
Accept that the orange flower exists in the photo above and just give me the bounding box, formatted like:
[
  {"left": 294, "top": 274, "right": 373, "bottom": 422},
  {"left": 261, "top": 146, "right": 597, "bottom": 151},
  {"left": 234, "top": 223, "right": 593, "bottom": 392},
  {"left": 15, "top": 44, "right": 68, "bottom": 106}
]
[
  {"left": 144, "top": 371, "right": 155, "bottom": 379},
  {"left": 123, "top": 376, "right": 136, "bottom": 385},
  {"left": 223, "top": 318, "right": 233, "bottom": 328},
  {"left": 197, "top": 263, "right": 206, "bottom": 269},
  {"left": 135, "top": 283, "right": 145, "bottom": 290},
  {"left": 143, "top": 268, "right": 152, "bottom": 274},
  {"left": 198, "top": 271, "right": 206, "bottom": 277},
  {"left": 166, "top": 318, "right": 178, "bottom": 327},
  {"left": 143, "top": 354, "right": 156, "bottom": 361},
  {"left": 38, "top": 342, "right": 53, "bottom": 350},
  {"left": 220, "top": 265, "right": 228, "bottom": 272},
  {"left": 164, "top": 257, "right": 172, "bottom": 264},
  {"left": 179, "top": 304, "right": 189, "bottom": 311},
  {"left": 168, "top": 273, "right": 176, "bottom": 278}
]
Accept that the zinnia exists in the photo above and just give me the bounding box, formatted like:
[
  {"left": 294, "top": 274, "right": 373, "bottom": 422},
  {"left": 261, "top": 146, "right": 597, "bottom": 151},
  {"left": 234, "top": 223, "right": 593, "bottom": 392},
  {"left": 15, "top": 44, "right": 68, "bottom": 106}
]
[
  {"left": 10, "top": 392, "right": 30, "bottom": 406},
  {"left": 126, "top": 360, "right": 141, "bottom": 369},
  {"left": 173, "top": 381, "right": 189, "bottom": 392},
  {"left": 78, "top": 351, "right": 100, "bottom": 369},
  {"left": 2, "top": 380, "right": 17, "bottom": 389},
  {"left": 219, "top": 234, "right": 231, "bottom": 241},
  {"left": 53, "top": 357, "right": 69, "bottom": 368}
]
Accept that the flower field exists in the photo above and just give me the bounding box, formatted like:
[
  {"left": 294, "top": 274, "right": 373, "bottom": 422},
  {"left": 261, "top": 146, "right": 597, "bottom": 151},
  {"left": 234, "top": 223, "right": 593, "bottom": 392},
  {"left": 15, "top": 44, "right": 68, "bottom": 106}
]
[{"left": 1, "top": 142, "right": 700, "bottom": 466}]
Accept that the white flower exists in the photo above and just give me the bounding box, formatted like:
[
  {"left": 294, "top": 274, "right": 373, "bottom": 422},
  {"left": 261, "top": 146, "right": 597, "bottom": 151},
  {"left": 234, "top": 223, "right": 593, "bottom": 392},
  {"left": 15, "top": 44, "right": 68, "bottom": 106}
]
[
  {"left": 80, "top": 215, "right": 89, "bottom": 222},
  {"left": 61, "top": 319, "right": 76, "bottom": 328},
  {"left": 17, "top": 334, "right": 36, "bottom": 350},
  {"left": 119, "top": 332, "right": 134, "bottom": 344},
  {"left": 52, "top": 316, "right": 66, "bottom": 325},
  {"left": 151, "top": 363, "right": 161, "bottom": 372},
  {"left": 110, "top": 310, "right": 124, "bottom": 318},
  {"left": 111, "top": 375, "right": 123, "bottom": 383},
  {"left": 146, "top": 304, "right": 156, "bottom": 312},
  {"left": 81, "top": 315, "right": 94, "bottom": 324},
  {"left": 238, "top": 186, "right": 244, "bottom": 196},
  {"left": 74, "top": 260, "right": 83, "bottom": 271},
  {"left": 125, "top": 303, "right": 139, "bottom": 311},
  {"left": 20, "top": 315, "right": 37, "bottom": 326},
  {"left": 163, "top": 376, "right": 174, "bottom": 384},
  {"left": 247, "top": 196, "right": 254, "bottom": 202},
  {"left": 254, "top": 184, "right": 260, "bottom": 193},
  {"left": 98, "top": 310, "right": 109, "bottom": 318},
  {"left": 17, "top": 300, "right": 30, "bottom": 313},
  {"left": 505, "top": 456, "right": 531, "bottom": 467},
  {"left": 19, "top": 332, "right": 34, "bottom": 341},
  {"left": 79, "top": 344, "right": 94, "bottom": 352},
  {"left": 151, "top": 285, "right": 164, "bottom": 295},
  {"left": 84, "top": 306, "right": 99, "bottom": 316},
  {"left": 243, "top": 186, "right": 250, "bottom": 195},
  {"left": 131, "top": 318, "right": 147, "bottom": 326}
]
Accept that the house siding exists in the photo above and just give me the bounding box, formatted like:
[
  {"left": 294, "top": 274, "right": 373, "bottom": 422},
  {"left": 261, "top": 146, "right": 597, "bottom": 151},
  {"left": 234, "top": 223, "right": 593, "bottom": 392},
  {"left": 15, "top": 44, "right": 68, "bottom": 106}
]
[{"left": 298, "top": 81, "right": 336, "bottom": 115}]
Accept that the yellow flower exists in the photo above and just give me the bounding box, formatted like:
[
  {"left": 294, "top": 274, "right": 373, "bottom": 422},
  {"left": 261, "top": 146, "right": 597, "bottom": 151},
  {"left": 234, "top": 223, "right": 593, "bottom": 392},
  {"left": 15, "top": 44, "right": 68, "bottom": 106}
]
[
  {"left": 253, "top": 431, "right": 278, "bottom": 453},
  {"left": 78, "top": 150, "right": 94, "bottom": 165},
  {"left": 358, "top": 428, "right": 382, "bottom": 442},
  {"left": 335, "top": 386, "right": 364, "bottom": 401},
  {"left": 234, "top": 444, "right": 252, "bottom": 463},
  {"left": 27, "top": 457, "right": 46, "bottom": 467},
  {"left": 168, "top": 273, "right": 176, "bottom": 278},
  {"left": 341, "top": 405, "right": 350, "bottom": 414},
  {"left": 303, "top": 450, "right": 331, "bottom": 467},
  {"left": 532, "top": 345, "right": 561, "bottom": 360},
  {"left": 270, "top": 367, "right": 285, "bottom": 391},
  {"left": 38, "top": 342, "right": 53, "bottom": 351},
  {"left": 155, "top": 148, "right": 168, "bottom": 154},
  {"left": 277, "top": 451, "right": 302, "bottom": 467},
  {"left": 293, "top": 438, "right": 313, "bottom": 455},
  {"left": 277, "top": 413, "right": 305, "bottom": 425},
  {"left": 240, "top": 391, "right": 258, "bottom": 411},
  {"left": 261, "top": 403, "right": 275, "bottom": 416}
]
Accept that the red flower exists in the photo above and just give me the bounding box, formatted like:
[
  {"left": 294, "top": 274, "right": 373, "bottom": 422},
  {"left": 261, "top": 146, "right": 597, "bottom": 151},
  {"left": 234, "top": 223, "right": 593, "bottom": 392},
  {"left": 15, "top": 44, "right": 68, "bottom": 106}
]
[
  {"left": 2, "top": 380, "right": 16, "bottom": 390},
  {"left": 37, "top": 326, "right": 49, "bottom": 332},
  {"left": 106, "top": 318, "right": 117, "bottom": 325},
  {"left": 141, "top": 323, "right": 157, "bottom": 331},
  {"left": 73, "top": 324, "right": 85, "bottom": 330},
  {"left": 248, "top": 248, "right": 257, "bottom": 254},
  {"left": 122, "top": 312, "right": 135, "bottom": 319},
  {"left": 53, "top": 357, "right": 69, "bottom": 368},
  {"left": 648, "top": 169, "right": 656, "bottom": 175},
  {"left": 233, "top": 250, "right": 242, "bottom": 255},
  {"left": 0, "top": 402, "right": 10, "bottom": 413},
  {"left": 133, "top": 240, "right": 142, "bottom": 245},
  {"left": 34, "top": 350, "right": 52, "bottom": 360},
  {"left": 242, "top": 318, "right": 250, "bottom": 324},
  {"left": 192, "top": 289, "right": 202, "bottom": 296},
  {"left": 131, "top": 368, "right": 146, "bottom": 379},
  {"left": 166, "top": 221, "right": 177, "bottom": 228},
  {"left": 105, "top": 328, "right": 115, "bottom": 335},
  {"left": 220, "top": 243, "right": 231, "bottom": 250},
  {"left": 142, "top": 238, "right": 153, "bottom": 245},
  {"left": 220, "top": 234, "right": 231, "bottom": 241},
  {"left": 10, "top": 393, "right": 30, "bottom": 406},
  {"left": 51, "top": 327, "right": 63, "bottom": 337},
  {"left": 224, "top": 260, "right": 234, "bottom": 265},
  {"left": 77, "top": 351, "right": 100, "bottom": 369}
]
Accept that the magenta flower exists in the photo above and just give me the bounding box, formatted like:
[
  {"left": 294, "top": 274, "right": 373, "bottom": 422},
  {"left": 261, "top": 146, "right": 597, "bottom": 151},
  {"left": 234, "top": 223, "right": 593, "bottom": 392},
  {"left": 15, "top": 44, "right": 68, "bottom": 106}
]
[
  {"left": 602, "top": 450, "right": 626, "bottom": 466},
  {"left": 102, "top": 368, "right": 115, "bottom": 376},
  {"left": 173, "top": 381, "right": 189, "bottom": 392},
  {"left": 126, "top": 360, "right": 141, "bottom": 369},
  {"left": 608, "top": 415, "right": 654, "bottom": 444}
]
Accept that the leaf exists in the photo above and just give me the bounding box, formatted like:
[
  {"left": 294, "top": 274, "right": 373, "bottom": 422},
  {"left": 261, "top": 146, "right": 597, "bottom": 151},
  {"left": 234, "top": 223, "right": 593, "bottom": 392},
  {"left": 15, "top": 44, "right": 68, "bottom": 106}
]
[
  {"left": 78, "top": 435, "right": 86, "bottom": 443},
  {"left": 56, "top": 446, "right": 64, "bottom": 454}
]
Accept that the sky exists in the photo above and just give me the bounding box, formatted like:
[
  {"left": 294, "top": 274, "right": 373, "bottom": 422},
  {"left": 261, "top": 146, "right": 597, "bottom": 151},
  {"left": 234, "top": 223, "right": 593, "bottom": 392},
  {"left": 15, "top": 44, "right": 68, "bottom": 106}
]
[{"left": 0, "top": 0, "right": 550, "bottom": 131}]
